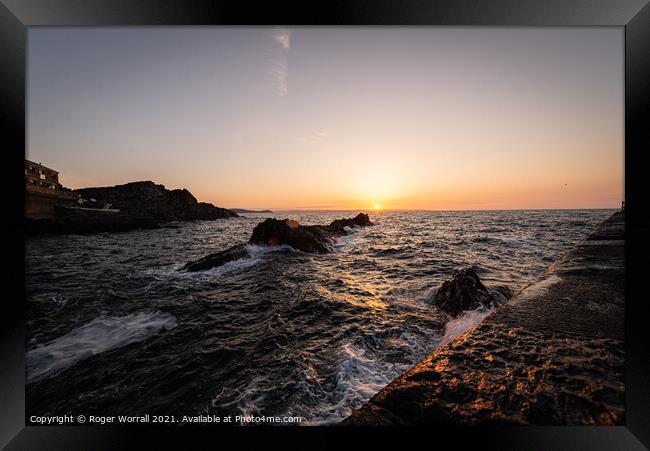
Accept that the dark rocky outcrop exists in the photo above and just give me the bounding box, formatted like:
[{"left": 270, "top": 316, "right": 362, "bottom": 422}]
[
  {"left": 74, "top": 181, "right": 237, "bottom": 222},
  {"left": 433, "top": 267, "right": 512, "bottom": 317},
  {"left": 183, "top": 213, "right": 372, "bottom": 272},
  {"left": 26, "top": 181, "right": 238, "bottom": 235},
  {"left": 183, "top": 244, "right": 250, "bottom": 272},
  {"left": 328, "top": 213, "right": 372, "bottom": 231},
  {"left": 249, "top": 213, "right": 373, "bottom": 254}
]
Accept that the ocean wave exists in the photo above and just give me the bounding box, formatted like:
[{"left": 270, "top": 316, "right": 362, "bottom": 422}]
[
  {"left": 145, "top": 244, "right": 298, "bottom": 282},
  {"left": 217, "top": 376, "right": 270, "bottom": 421},
  {"left": 25, "top": 209, "right": 607, "bottom": 420},
  {"left": 305, "top": 343, "right": 395, "bottom": 425},
  {"left": 30, "top": 292, "right": 69, "bottom": 306},
  {"left": 439, "top": 306, "right": 494, "bottom": 346},
  {"left": 331, "top": 228, "right": 363, "bottom": 249},
  {"left": 371, "top": 246, "right": 415, "bottom": 257},
  {"left": 472, "top": 235, "right": 531, "bottom": 246},
  {"left": 26, "top": 311, "right": 177, "bottom": 383}
]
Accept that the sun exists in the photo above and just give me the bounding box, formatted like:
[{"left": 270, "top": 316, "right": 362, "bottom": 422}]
[{"left": 373, "top": 203, "right": 382, "bottom": 210}]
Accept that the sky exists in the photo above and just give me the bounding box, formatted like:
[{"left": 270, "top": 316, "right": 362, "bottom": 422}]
[{"left": 28, "top": 27, "right": 624, "bottom": 210}]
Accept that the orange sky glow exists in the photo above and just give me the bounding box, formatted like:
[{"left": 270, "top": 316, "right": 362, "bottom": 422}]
[{"left": 28, "top": 27, "right": 624, "bottom": 211}]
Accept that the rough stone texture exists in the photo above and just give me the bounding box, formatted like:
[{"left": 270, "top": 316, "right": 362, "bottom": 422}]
[
  {"left": 249, "top": 213, "right": 372, "bottom": 253},
  {"left": 433, "top": 267, "right": 510, "bottom": 317},
  {"left": 184, "top": 213, "right": 373, "bottom": 271},
  {"left": 342, "top": 211, "right": 625, "bottom": 426},
  {"left": 249, "top": 218, "right": 334, "bottom": 253},
  {"left": 587, "top": 210, "right": 624, "bottom": 240},
  {"left": 26, "top": 181, "right": 237, "bottom": 235}
]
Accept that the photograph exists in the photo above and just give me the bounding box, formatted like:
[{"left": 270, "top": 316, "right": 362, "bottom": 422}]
[{"left": 23, "top": 25, "right": 626, "bottom": 428}]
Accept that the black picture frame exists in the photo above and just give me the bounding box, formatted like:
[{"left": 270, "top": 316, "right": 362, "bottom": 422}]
[{"left": 1, "top": 0, "right": 649, "bottom": 449}]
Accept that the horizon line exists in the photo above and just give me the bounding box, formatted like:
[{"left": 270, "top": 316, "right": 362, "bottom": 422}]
[{"left": 231, "top": 206, "right": 621, "bottom": 213}]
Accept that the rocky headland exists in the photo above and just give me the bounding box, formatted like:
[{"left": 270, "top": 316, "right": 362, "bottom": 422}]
[
  {"left": 342, "top": 210, "right": 625, "bottom": 426},
  {"left": 26, "top": 181, "right": 238, "bottom": 235},
  {"left": 183, "top": 213, "right": 372, "bottom": 271}
]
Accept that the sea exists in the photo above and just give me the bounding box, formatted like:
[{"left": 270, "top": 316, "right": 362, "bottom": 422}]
[{"left": 25, "top": 209, "right": 614, "bottom": 424}]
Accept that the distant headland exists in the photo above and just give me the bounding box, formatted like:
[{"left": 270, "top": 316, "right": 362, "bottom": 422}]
[
  {"left": 230, "top": 208, "right": 274, "bottom": 214},
  {"left": 25, "top": 160, "right": 238, "bottom": 235}
]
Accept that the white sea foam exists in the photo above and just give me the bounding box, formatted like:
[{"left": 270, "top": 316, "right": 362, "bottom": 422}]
[
  {"left": 245, "top": 243, "right": 295, "bottom": 258},
  {"left": 26, "top": 311, "right": 177, "bottom": 383},
  {"left": 305, "top": 343, "right": 396, "bottom": 425},
  {"left": 331, "top": 227, "right": 365, "bottom": 251},
  {"left": 439, "top": 307, "right": 494, "bottom": 346},
  {"left": 438, "top": 276, "right": 563, "bottom": 346},
  {"left": 200, "top": 244, "right": 296, "bottom": 275},
  {"left": 335, "top": 343, "right": 393, "bottom": 400},
  {"left": 304, "top": 305, "right": 498, "bottom": 424},
  {"left": 146, "top": 244, "right": 297, "bottom": 282},
  {"left": 215, "top": 375, "right": 271, "bottom": 422}
]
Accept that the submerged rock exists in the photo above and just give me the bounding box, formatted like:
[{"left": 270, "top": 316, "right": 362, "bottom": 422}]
[
  {"left": 182, "top": 244, "right": 249, "bottom": 272},
  {"left": 184, "top": 213, "right": 373, "bottom": 271},
  {"left": 433, "top": 268, "right": 511, "bottom": 317}
]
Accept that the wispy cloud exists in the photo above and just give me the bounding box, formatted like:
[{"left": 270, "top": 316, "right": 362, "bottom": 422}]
[
  {"left": 269, "top": 29, "right": 291, "bottom": 96},
  {"left": 274, "top": 30, "right": 291, "bottom": 50},
  {"left": 295, "top": 129, "right": 329, "bottom": 144}
]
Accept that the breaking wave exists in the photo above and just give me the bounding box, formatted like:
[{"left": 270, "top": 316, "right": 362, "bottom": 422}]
[{"left": 26, "top": 311, "right": 177, "bottom": 383}]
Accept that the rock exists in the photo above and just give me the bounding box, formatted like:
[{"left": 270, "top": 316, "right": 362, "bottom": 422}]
[
  {"left": 249, "top": 213, "right": 372, "bottom": 253},
  {"left": 249, "top": 218, "right": 334, "bottom": 253},
  {"left": 75, "top": 181, "right": 238, "bottom": 222},
  {"left": 182, "top": 244, "right": 250, "bottom": 272},
  {"left": 184, "top": 213, "right": 373, "bottom": 271},
  {"left": 489, "top": 285, "right": 513, "bottom": 304},
  {"left": 433, "top": 268, "right": 511, "bottom": 317},
  {"left": 329, "top": 213, "right": 372, "bottom": 231}
]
